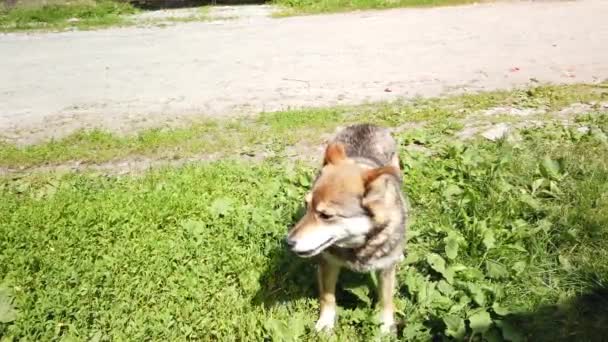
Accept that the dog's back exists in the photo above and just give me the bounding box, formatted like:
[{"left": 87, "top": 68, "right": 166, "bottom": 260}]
[{"left": 329, "top": 123, "right": 400, "bottom": 171}]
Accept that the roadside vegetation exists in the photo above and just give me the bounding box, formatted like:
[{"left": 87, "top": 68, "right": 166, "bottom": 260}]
[
  {"left": 0, "top": 0, "right": 488, "bottom": 32},
  {"left": 1, "top": 83, "right": 605, "bottom": 170},
  {"left": 0, "top": 0, "right": 137, "bottom": 31},
  {"left": 273, "top": 0, "right": 479, "bottom": 16},
  {"left": 1, "top": 84, "right": 608, "bottom": 340}
]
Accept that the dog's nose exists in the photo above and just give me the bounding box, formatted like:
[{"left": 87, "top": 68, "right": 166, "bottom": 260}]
[{"left": 285, "top": 237, "right": 296, "bottom": 248}]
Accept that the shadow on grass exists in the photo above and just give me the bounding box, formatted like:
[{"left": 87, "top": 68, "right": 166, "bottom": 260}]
[
  {"left": 252, "top": 203, "right": 316, "bottom": 307},
  {"left": 505, "top": 286, "right": 608, "bottom": 342},
  {"left": 252, "top": 204, "right": 376, "bottom": 309}
]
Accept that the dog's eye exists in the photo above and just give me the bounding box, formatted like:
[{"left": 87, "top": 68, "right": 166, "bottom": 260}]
[{"left": 318, "top": 212, "right": 333, "bottom": 220}]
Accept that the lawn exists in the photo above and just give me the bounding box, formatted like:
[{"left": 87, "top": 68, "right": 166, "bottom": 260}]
[{"left": 1, "top": 84, "right": 608, "bottom": 340}]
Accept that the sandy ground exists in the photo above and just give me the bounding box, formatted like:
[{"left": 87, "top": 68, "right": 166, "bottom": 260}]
[{"left": 1, "top": 0, "right": 607, "bottom": 144}]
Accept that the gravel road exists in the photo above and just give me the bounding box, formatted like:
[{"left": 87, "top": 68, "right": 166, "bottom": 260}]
[{"left": 1, "top": 0, "right": 607, "bottom": 144}]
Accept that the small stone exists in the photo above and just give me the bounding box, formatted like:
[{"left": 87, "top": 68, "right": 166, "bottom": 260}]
[
  {"left": 557, "top": 103, "right": 593, "bottom": 116},
  {"left": 483, "top": 106, "right": 538, "bottom": 117},
  {"left": 456, "top": 126, "right": 480, "bottom": 140},
  {"left": 577, "top": 126, "right": 590, "bottom": 134},
  {"left": 482, "top": 123, "right": 510, "bottom": 141}
]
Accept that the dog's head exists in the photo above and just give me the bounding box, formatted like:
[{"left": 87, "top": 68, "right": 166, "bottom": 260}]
[{"left": 285, "top": 142, "right": 400, "bottom": 258}]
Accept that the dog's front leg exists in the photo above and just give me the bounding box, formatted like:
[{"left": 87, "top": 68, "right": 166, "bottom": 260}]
[
  {"left": 315, "top": 259, "right": 340, "bottom": 332},
  {"left": 377, "top": 264, "right": 397, "bottom": 333}
]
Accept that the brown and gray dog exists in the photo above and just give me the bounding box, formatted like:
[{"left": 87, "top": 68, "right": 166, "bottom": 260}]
[{"left": 285, "top": 123, "right": 408, "bottom": 333}]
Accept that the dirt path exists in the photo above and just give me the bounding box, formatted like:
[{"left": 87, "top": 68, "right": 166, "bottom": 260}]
[{"left": 1, "top": 0, "right": 607, "bottom": 144}]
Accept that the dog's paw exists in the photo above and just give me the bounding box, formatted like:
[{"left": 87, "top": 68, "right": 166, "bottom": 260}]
[
  {"left": 315, "top": 310, "right": 336, "bottom": 332},
  {"left": 314, "top": 319, "right": 334, "bottom": 332},
  {"left": 379, "top": 314, "right": 396, "bottom": 334},
  {"left": 379, "top": 321, "right": 396, "bottom": 334}
]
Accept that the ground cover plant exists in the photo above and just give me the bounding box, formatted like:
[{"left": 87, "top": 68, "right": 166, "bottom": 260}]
[
  {"left": 0, "top": 0, "right": 137, "bottom": 31},
  {"left": 1, "top": 84, "right": 604, "bottom": 170},
  {"left": 0, "top": 0, "right": 485, "bottom": 31},
  {"left": 272, "top": 0, "right": 479, "bottom": 16},
  {"left": 1, "top": 85, "right": 608, "bottom": 340}
]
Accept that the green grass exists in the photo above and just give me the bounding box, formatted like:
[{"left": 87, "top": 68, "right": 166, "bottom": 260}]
[
  {"left": 1, "top": 98, "right": 608, "bottom": 340},
  {"left": 0, "top": 113, "right": 606, "bottom": 340},
  {"left": 1, "top": 83, "right": 606, "bottom": 170},
  {"left": 0, "top": 0, "right": 137, "bottom": 32},
  {"left": 272, "top": 0, "right": 481, "bottom": 16}
]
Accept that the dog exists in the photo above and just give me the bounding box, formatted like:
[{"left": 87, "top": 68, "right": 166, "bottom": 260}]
[{"left": 285, "top": 123, "right": 408, "bottom": 333}]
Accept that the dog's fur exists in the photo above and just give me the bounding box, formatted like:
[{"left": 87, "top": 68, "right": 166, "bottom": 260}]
[{"left": 286, "top": 123, "right": 408, "bottom": 333}]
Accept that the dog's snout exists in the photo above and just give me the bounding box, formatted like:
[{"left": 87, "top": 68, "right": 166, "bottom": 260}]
[{"left": 285, "top": 236, "right": 297, "bottom": 248}]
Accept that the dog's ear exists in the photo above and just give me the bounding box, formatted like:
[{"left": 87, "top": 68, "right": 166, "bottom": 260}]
[
  {"left": 362, "top": 166, "right": 400, "bottom": 187},
  {"left": 323, "top": 143, "right": 347, "bottom": 165},
  {"left": 304, "top": 191, "right": 312, "bottom": 204},
  {"left": 362, "top": 166, "right": 400, "bottom": 225}
]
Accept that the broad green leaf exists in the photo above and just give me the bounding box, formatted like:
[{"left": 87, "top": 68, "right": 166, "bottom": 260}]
[
  {"left": 504, "top": 244, "right": 527, "bottom": 253},
  {"left": 520, "top": 193, "right": 541, "bottom": 211},
  {"left": 483, "top": 229, "right": 496, "bottom": 250},
  {"left": 437, "top": 280, "right": 455, "bottom": 296},
  {"left": 404, "top": 251, "right": 421, "bottom": 265},
  {"left": 298, "top": 174, "right": 310, "bottom": 187},
  {"left": 402, "top": 322, "right": 427, "bottom": 341},
  {"left": 404, "top": 270, "right": 425, "bottom": 294},
  {"left": 469, "top": 309, "right": 492, "bottom": 334},
  {"left": 427, "top": 253, "right": 454, "bottom": 283},
  {"left": 531, "top": 178, "right": 545, "bottom": 193},
  {"left": 450, "top": 264, "right": 468, "bottom": 272},
  {"left": 591, "top": 128, "right": 608, "bottom": 143},
  {"left": 558, "top": 255, "right": 573, "bottom": 271},
  {"left": 512, "top": 261, "right": 526, "bottom": 275},
  {"left": 0, "top": 287, "right": 17, "bottom": 323},
  {"left": 511, "top": 219, "right": 534, "bottom": 238},
  {"left": 460, "top": 268, "right": 486, "bottom": 281},
  {"left": 492, "top": 302, "right": 511, "bottom": 316},
  {"left": 486, "top": 261, "right": 509, "bottom": 279},
  {"left": 539, "top": 157, "right": 563, "bottom": 180},
  {"left": 288, "top": 314, "right": 307, "bottom": 340},
  {"left": 427, "top": 253, "right": 446, "bottom": 275},
  {"left": 498, "top": 179, "right": 514, "bottom": 193},
  {"left": 418, "top": 280, "right": 438, "bottom": 306},
  {"left": 430, "top": 293, "right": 453, "bottom": 310},
  {"left": 467, "top": 283, "right": 486, "bottom": 306},
  {"left": 461, "top": 147, "right": 477, "bottom": 164},
  {"left": 181, "top": 219, "right": 206, "bottom": 236},
  {"left": 445, "top": 235, "right": 459, "bottom": 260},
  {"left": 549, "top": 180, "right": 562, "bottom": 196},
  {"left": 344, "top": 284, "right": 371, "bottom": 306},
  {"left": 477, "top": 219, "right": 488, "bottom": 231},
  {"left": 537, "top": 219, "right": 552, "bottom": 233},
  {"left": 344, "top": 307, "right": 368, "bottom": 323},
  {"left": 444, "top": 266, "right": 455, "bottom": 284},
  {"left": 264, "top": 317, "right": 290, "bottom": 340},
  {"left": 450, "top": 295, "right": 471, "bottom": 313},
  {"left": 210, "top": 197, "right": 234, "bottom": 217},
  {"left": 90, "top": 332, "right": 103, "bottom": 342},
  {"left": 406, "top": 229, "right": 421, "bottom": 242},
  {"left": 444, "top": 315, "right": 466, "bottom": 339},
  {"left": 443, "top": 184, "right": 463, "bottom": 199}
]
